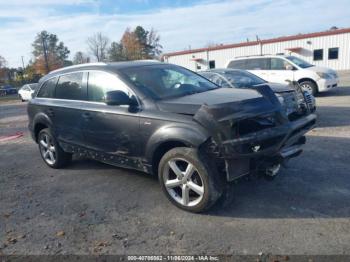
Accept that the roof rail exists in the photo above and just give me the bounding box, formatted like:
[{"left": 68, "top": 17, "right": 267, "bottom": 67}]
[
  {"left": 234, "top": 54, "right": 272, "bottom": 59},
  {"left": 49, "top": 62, "right": 107, "bottom": 74}
]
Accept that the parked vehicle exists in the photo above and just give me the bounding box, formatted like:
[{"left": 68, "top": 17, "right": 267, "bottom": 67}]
[
  {"left": 28, "top": 61, "right": 316, "bottom": 212},
  {"left": 199, "top": 68, "right": 316, "bottom": 113},
  {"left": 226, "top": 55, "right": 339, "bottom": 95},
  {"left": 0, "top": 84, "right": 17, "bottom": 96},
  {"left": 18, "top": 83, "right": 38, "bottom": 101}
]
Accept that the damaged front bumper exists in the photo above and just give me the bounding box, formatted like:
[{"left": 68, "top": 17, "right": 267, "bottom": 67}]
[
  {"left": 194, "top": 85, "right": 317, "bottom": 181},
  {"left": 222, "top": 113, "right": 316, "bottom": 181}
]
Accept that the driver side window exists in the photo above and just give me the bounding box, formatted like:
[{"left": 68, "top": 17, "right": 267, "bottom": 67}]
[
  {"left": 270, "top": 58, "right": 291, "bottom": 70},
  {"left": 87, "top": 71, "right": 133, "bottom": 103}
]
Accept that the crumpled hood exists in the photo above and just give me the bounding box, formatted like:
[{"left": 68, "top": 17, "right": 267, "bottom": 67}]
[
  {"left": 191, "top": 85, "right": 283, "bottom": 145},
  {"left": 157, "top": 87, "right": 268, "bottom": 115}
]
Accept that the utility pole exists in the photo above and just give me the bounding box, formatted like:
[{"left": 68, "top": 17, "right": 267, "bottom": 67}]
[
  {"left": 41, "top": 36, "right": 50, "bottom": 74},
  {"left": 21, "top": 56, "right": 25, "bottom": 83},
  {"left": 21, "top": 56, "right": 25, "bottom": 69}
]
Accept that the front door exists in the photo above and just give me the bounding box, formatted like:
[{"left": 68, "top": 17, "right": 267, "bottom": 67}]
[
  {"left": 82, "top": 71, "right": 140, "bottom": 161},
  {"left": 245, "top": 57, "right": 271, "bottom": 82},
  {"left": 267, "top": 58, "right": 295, "bottom": 84}
]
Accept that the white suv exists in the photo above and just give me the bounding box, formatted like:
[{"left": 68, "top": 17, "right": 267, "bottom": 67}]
[{"left": 226, "top": 55, "right": 339, "bottom": 95}]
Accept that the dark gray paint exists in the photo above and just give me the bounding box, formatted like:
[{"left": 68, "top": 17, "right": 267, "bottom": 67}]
[{"left": 28, "top": 61, "right": 316, "bottom": 179}]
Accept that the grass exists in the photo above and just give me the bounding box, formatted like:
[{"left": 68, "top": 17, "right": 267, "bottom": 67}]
[{"left": 0, "top": 94, "right": 21, "bottom": 103}]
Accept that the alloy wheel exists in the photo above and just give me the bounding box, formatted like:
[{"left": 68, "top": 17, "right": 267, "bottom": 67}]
[
  {"left": 39, "top": 133, "right": 56, "bottom": 165},
  {"left": 163, "top": 158, "right": 204, "bottom": 207},
  {"left": 300, "top": 83, "right": 314, "bottom": 94}
]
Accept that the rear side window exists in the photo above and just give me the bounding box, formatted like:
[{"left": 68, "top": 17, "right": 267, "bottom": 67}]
[
  {"left": 37, "top": 77, "right": 58, "bottom": 98},
  {"left": 56, "top": 72, "right": 84, "bottom": 100},
  {"left": 227, "top": 60, "right": 246, "bottom": 69},
  {"left": 245, "top": 58, "right": 270, "bottom": 70}
]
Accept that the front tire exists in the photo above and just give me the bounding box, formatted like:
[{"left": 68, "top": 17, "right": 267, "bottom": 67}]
[
  {"left": 158, "top": 147, "right": 222, "bottom": 212},
  {"left": 299, "top": 80, "right": 317, "bottom": 96},
  {"left": 38, "top": 128, "right": 72, "bottom": 168}
]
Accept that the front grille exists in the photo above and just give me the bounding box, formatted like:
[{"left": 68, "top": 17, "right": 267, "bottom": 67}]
[
  {"left": 303, "top": 92, "right": 313, "bottom": 109},
  {"left": 304, "top": 92, "right": 312, "bottom": 104},
  {"left": 235, "top": 114, "right": 276, "bottom": 136}
]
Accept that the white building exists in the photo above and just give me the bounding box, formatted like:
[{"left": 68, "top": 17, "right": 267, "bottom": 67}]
[{"left": 163, "top": 28, "right": 350, "bottom": 72}]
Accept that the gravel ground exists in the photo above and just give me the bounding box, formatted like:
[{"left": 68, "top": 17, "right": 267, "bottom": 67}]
[{"left": 0, "top": 85, "right": 350, "bottom": 256}]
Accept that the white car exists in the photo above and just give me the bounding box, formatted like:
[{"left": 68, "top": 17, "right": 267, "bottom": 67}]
[
  {"left": 226, "top": 55, "right": 339, "bottom": 95},
  {"left": 18, "top": 83, "right": 38, "bottom": 101}
]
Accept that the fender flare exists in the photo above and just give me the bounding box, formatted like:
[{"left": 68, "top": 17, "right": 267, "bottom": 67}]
[
  {"left": 145, "top": 123, "right": 210, "bottom": 164},
  {"left": 32, "top": 113, "right": 54, "bottom": 141}
]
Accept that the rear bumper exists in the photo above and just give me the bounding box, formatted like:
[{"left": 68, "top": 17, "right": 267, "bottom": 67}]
[{"left": 221, "top": 113, "right": 317, "bottom": 180}]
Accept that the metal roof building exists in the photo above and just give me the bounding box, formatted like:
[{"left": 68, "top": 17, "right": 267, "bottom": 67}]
[{"left": 163, "top": 28, "right": 350, "bottom": 72}]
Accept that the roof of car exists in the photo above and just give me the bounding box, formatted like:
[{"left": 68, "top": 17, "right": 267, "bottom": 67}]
[
  {"left": 199, "top": 68, "right": 243, "bottom": 74},
  {"left": 40, "top": 60, "right": 164, "bottom": 82},
  {"left": 230, "top": 54, "right": 288, "bottom": 61}
]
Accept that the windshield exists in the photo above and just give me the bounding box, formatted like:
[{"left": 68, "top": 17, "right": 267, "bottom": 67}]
[
  {"left": 209, "top": 70, "right": 266, "bottom": 88},
  {"left": 286, "top": 56, "right": 313, "bottom": 68},
  {"left": 120, "top": 64, "right": 219, "bottom": 100}
]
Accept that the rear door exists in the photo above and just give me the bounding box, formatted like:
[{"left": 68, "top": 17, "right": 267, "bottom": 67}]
[
  {"left": 81, "top": 70, "right": 140, "bottom": 158},
  {"left": 53, "top": 72, "right": 87, "bottom": 147},
  {"left": 245, "top": 58, "right": 271, "bottom": 81}
]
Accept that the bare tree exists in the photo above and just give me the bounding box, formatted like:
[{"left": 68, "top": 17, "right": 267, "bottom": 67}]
[
  {"left": 73, "top": 51, "right": 90, "bottom": 64},
  {"left": 147, "top": 28, "right": 162, "bottom": 58},
  {"left": 0, "top": 55, "right": 7, "bottom": 80},
  {"left": 0, "top": 55, "right": 7, "bottom": 68},
  {"left": 87, "top": 33, "right": 110, "bottom": 62}
]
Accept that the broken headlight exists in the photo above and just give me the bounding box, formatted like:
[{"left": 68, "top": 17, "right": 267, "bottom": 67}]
[{"left": 276, "top": 92, "right": 298, "bottom": 116}]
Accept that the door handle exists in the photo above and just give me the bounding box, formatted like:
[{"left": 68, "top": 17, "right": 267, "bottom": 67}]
[{"left": 82, "top": 112, "right": 92, "bottom": 121}]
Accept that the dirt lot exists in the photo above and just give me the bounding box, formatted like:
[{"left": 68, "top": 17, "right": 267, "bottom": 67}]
[{"left": 1, "top": 85, "right": 350, "bottom": 256}]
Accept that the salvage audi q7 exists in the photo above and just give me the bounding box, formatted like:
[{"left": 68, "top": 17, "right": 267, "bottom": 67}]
[{"left": 28, "top": 61, "right": 316, "bottom": 212}]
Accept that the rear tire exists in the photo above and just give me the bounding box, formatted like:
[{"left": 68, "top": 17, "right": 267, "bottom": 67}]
[
  {"left": 38, "top": 128, "right": 72, "bottom": 169},
  {"left": 158, "top": 147, "right": 223, "bottom": 212},
  {"left": 299, "top": 80, "right": 317, "bottom": 96}
]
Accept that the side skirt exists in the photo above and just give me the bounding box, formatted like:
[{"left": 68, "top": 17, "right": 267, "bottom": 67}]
[{"left": 59, "top": 141, "right": 151, "bottom": 174}]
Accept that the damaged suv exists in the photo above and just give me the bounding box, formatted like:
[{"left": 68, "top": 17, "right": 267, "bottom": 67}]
[{"left": 28, "top": 61, "right": 316, "bottom": 212}]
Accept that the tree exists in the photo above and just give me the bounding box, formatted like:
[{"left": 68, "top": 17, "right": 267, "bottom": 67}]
[
  {"left": 87, "top": 32, "right": 110, "bottom": 62},
  {"left": 108, "top": 42, "right": 125, "bottom": 62},
  {"left": 107, "top": 26, "right": 162, "bottom": 61},
  {"left": 33, "top": 53, "right": 63, "bottom": 75},
  {"left": 133, "top": 26, "right": 162, "bottom": 59},
  {"left": 73, "top": 51, "right": 90, "bottom": 64},
  {"left": 120, "top": 28, "right": 144, "bottom": 60},
  {"left": 0, "top": 55, "right": 7, "bottom": 81},
  {"left": 0, "top": 55, "right": 6, "bottom": 68},
  {"left": 146, "top": 28, "right": 162, "bottom": 59},
  {"left": 32, "top": 30, "right": 70, "bottom": 74},
  {"left": 134, "top": 26, "right": 148, "bottom": 57}
]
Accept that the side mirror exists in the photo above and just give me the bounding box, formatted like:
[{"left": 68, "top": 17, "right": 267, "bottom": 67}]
[
  {"left": 106, "top": 90, "right": 132, "bottom": 106},
  {"left": 285, "top": 64, "right": 294, "bottom": 71}
]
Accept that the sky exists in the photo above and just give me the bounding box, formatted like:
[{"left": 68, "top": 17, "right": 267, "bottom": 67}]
[{"left": 0, "top": 0, "right": 349, "bottom": 67}]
